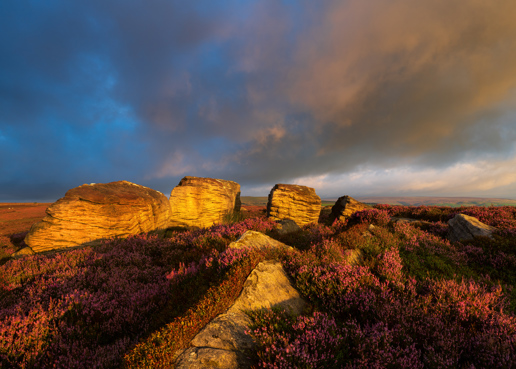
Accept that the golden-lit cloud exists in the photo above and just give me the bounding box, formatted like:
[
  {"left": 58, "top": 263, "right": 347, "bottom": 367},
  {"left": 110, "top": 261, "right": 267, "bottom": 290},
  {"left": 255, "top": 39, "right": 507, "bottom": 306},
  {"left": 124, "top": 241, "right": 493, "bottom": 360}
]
[{"left": 2, "top": 1, "right": 516, "bottom": 200}]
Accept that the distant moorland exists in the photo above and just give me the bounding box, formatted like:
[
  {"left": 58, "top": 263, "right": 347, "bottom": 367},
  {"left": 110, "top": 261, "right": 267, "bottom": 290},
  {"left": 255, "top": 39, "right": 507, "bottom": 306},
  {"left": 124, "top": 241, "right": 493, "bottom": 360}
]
[{"left": 241, "top": 196, "right": 516, "bottom": 207}]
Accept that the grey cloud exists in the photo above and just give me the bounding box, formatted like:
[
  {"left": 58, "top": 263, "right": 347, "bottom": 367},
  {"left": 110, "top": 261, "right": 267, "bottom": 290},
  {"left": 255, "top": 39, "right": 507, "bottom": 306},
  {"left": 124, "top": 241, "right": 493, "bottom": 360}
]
[{"left": 2, "top": 0, "right": 516, "bottom": 201}]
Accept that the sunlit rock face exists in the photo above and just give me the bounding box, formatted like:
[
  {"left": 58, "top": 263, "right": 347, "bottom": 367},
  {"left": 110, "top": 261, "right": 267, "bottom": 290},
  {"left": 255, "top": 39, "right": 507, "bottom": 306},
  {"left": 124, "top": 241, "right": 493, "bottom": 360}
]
[
  {"left": 169, "top": 176, "right": 241, "bottom": 229},
  {"left": 266, "top": 184, "right": 321, "bottom": 227},
  {"left": 175, "top": 260, "right": 306, "bottom": 369},
  {"left": 329, "top": 195, "right": 370, "bottom": 223},
  {"left": 228, "top": 230, "right": 294, "bottom": 252},
  {"left": 24, "top": 181, "right": 172, "bottom": 253},
  {"left": 448, "top": 214, "right": 497, "bottom": 242}
]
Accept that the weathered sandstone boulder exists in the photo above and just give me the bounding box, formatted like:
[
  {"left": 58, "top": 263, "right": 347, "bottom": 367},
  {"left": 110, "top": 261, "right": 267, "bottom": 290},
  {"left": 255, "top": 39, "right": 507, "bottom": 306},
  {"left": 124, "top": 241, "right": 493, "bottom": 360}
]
[
  {"left": 228, "top": 230, "right": 294, "bottom": 252},
  {"left": 175, "top": 260, "right": 306, "bottom": 369},
  {"left": 24, "top": 181, "right": 171, "bottom": 253},
  {"left": 169, "top": 176, "right": 241, "bottom": 229},
  {"left": 266, "top": 184, "right": 321, "bottom": 227},
  {"left": 329, "top": 195, "right": 370, "bottom": 223},
  {"left": 448, "top": 214, "right": 497, "bottom": 243}
]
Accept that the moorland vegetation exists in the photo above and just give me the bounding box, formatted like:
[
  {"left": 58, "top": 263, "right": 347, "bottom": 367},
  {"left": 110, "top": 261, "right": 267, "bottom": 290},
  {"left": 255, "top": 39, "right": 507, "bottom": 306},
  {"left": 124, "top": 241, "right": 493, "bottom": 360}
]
[{"left": 1, "top": 204, "right": 516, "bottom": 368}]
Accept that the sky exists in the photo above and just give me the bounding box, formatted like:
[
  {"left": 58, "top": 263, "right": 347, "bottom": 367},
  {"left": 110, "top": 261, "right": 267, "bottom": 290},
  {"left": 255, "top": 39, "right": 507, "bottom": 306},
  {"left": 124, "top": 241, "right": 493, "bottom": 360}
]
[{"left": 2, "top": 0, "right": 516, "bottom": 202}]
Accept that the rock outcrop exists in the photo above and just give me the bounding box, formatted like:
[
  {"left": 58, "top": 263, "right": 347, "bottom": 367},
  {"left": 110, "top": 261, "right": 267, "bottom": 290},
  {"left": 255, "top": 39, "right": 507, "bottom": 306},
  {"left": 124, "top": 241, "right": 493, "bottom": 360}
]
[
  {"left": 228, "top": 230, "right": 294, "bottom": 252},
  {"left": 169, "top": 176, "right": 241, "bottom": 229},
  {"left": 24, "top": 181, "right": 171, "bottom": 253},
  {"left": 448, "top": 214, "right": 497, "bottom": 243},
  {"left": 266, "top": 184, "right": 321, "bottom": 227},
  {"left": 175, "top": 260, "right": 306, "bottom": 369},
  {"left": 329, "top": 195, "right": 370, "bottom": 223}
]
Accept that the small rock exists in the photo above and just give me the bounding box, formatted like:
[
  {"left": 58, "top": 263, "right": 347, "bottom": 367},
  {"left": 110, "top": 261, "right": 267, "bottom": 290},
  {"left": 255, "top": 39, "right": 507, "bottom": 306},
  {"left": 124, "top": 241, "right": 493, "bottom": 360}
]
[
  {"left": 329, "top": 196, "right": 370, "bottom": 223},
  {"left": 228, "top": 230, "right": 293, "bottom": 252},
  {"left": 11, "top": 247, "right": 35, "bottom": 259},
  {"left": 448, "top": 214, "right": 497, "bottom": 243},
  {"left": 273, "top": 219, "right": 301, "bottom": 235},
  {"left": 343, "top": 249, "right": 363, "bottom": 266}
]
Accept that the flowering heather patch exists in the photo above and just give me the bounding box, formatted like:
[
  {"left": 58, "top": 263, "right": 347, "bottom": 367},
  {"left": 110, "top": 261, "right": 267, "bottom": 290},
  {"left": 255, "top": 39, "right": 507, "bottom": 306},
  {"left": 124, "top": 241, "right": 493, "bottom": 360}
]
[
  {"left": 249, "top": 232, "right": 516, "bottom": 368},
  {"left": 124, "top": 246, "right": 286, "bottom": 368},
  {"left": 349, "top": 208, "right": 391, "bottom": 226},
  {"left": 452, "top": 205, "right": 516, "bottom": 229},
  {"left": 376, "top": 203, "right": 516, "bottom": 229},
  {"left": 2, "top": 204, "right": 516, "bottom": 367},
  {"left": 0, "top": 216, "right": 275, "bottom": 368},
  {"left": 247, "top": 309, "right": 345, "bottom": 368}
]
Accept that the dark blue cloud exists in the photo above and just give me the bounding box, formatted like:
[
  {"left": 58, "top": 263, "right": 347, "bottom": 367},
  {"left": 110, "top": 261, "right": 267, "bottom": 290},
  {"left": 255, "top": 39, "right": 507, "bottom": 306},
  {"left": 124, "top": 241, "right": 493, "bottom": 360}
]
[{"left": 2, "top": 0, "right": 516, "bottom": 201}]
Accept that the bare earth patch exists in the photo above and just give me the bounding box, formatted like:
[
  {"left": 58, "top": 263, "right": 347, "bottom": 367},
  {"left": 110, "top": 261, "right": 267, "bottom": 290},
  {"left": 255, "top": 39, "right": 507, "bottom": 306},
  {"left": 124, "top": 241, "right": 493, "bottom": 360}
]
[{"left": 0, "top": 203, "right": 50, "bottom": 260}]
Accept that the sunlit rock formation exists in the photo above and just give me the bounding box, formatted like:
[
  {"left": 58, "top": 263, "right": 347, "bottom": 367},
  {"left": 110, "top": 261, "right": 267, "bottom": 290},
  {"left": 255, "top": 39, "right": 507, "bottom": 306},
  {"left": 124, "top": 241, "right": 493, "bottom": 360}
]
[
  {"left": 24, "top": 181, "right": 171, "bottom": 253},
  {"left": 329, "top": 195, "right": 370, "bottom": 223},
  {"left": 266, "top": 184, "right": 321, "bottom": 226},
  {"left": 169, "top": 176, "right": 241, "bottom": 229}
]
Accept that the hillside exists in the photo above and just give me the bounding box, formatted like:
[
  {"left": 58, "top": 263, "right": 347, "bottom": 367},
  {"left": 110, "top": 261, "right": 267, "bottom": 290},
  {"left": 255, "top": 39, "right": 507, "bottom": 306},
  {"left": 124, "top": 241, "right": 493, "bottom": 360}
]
[
  {"left": 2, "top": 202, "right": 516, "bottom": 367},
  {"left": 242, "top": 195, "right": 516, "bottom": 207},
  {"left": 355, "top": 196, "right": 516, "bottom": 207}
]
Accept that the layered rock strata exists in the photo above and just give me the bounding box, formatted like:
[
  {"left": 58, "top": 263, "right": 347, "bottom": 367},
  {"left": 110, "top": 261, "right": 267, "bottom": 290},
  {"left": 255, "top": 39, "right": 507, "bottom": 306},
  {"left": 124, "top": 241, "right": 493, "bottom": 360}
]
[
  {"left": 175, "top": 260, "right": 306, "bottom": 369},
  {"left": 266, "top": 184, "right": 321, "bottom": 227},
  {"left": 169, "top": 176, "right": 241, "bottom": 229},
  {"left": 448, "top": 214, "right": 497, "bottom": 242},
  {"left": 24, "top": 181, "right": 171, "bottom": 253},
  {"left": 329, "top": 195, "right": 371, "bottom": 223}
]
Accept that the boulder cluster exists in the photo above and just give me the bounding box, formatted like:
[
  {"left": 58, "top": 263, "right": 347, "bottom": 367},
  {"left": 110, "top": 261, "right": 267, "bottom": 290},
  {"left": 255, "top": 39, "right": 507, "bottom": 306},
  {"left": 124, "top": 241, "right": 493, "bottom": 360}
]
[
  {"left": 17, "top": 175, "right": 497, "bottom": 256},
  {"left": 21, "top": 176, "right": 241, "bottom": 254}
]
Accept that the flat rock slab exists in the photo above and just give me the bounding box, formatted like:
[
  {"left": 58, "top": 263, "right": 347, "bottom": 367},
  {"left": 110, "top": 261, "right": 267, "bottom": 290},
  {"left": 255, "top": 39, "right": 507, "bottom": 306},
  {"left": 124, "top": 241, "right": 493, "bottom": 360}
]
[
  {"left": 169, "top": 176, "right": 241, "bottom": 229},
  {"left": 24, "top": 181, "right": 171, "bottom": 253},
  {"left": 329, "top": 195, "right": 370, "bottom": 223},
  {"left": 448, "top": 214, "right": 497, "bottom": 243},
  {"left": 266, "top": 184, "right": 321, "bottom": 227},
  {"left": 175, "top": 347, "right": 243, "bottom": 369},
  {"left": 175, "top": 261, "right": 306, "bottom": 369}
]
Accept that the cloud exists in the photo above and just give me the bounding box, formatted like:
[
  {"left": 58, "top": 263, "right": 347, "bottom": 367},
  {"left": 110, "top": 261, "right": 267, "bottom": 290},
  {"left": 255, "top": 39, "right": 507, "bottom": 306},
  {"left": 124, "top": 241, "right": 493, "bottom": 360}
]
[
  {"left": 279, "top": 151, "right": 516, "bottom": 199},
  {"left": 2, "top": 0, "right": 516, "bottom": 201}
]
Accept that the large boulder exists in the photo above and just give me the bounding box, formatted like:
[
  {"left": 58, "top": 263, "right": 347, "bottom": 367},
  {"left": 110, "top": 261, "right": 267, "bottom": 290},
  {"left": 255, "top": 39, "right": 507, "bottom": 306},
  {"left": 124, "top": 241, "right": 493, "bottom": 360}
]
[
  {"left": 24, "top": 181, "right": 171, "bottom": 253},
  {"left": 448, "top": 214, "right": 497, "bottom": 243},
  {"left": 169, "top": 176, "right": 241, "bottom": 229},
  {"left": 175, "top": 260, "right": 306, "bottom": 369},
  {"left": 266, "top": 184, "right": 321, "bottom": 227},
  {"left": 329, "top": 195, "right": 370, "bottom": 223}
]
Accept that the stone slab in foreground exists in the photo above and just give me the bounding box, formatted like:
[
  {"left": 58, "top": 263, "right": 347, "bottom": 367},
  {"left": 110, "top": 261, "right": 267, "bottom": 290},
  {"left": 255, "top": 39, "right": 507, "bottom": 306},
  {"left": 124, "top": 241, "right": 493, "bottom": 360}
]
[{"left": 175, "top": 260, "right": 306, "bottom": 369}]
